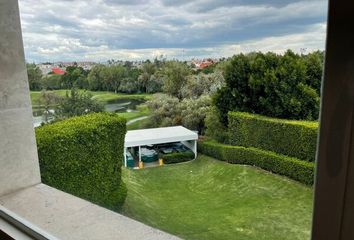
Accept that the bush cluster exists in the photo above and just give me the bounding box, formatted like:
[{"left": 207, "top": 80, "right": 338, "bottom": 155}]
[
  {"left": 145, "top": 94, "right": 211, "bottom": 134},
  {"left": 199, "top": 140, "right": 315, "bottom": 185},
  {"left": 228, "top": 112, "right": 318, "bottom": 161},
  {"left": 214, "top": 50, "right": 323, "bottom": 123},
  {"left": 35, "top": 113, "right": 127, "bottom": 211},
  {"left": 162, "top": 152, "right": 195, "bottom": 164}
]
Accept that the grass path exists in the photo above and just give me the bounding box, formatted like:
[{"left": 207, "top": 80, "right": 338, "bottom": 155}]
[
  {"left": 127, "top": 116, "right": 149, "bottom": 125},
  {"left": 121, "top": 155, "right": 313, "bottom": 240}
]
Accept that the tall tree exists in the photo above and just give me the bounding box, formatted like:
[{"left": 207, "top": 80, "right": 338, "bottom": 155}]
[
  {"left": 62, "top": 66, "right": 87, "bottom": 89},
  {"left": 162, "top": 61, "right": 190, "bottom": 99},
  {"left": 138, "top": 62, "right": 156, "bottom": 93},
  {"left": 39, "top": 90, "right": 61, "bottom": 123},
  {"left": 41, "top": 74, "right": 62, "bottom": 90},
  {"left": 181, "top": 71, "right": 225, "bottom": 99},
  {"left": 26, "top": 63, "right": 43, "bottom": 90},
  {"left": 87, "top": 65, "right": 105, "bottom": 91},
  {"left": 214, "top": 50, "right": 322, "bottom": 124},
  {"left": 109, "top": 65, "right": 126, "bottom": 93}
]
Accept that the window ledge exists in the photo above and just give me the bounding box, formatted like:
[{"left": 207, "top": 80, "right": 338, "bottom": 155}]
[{"left": 0, "top": 184, "right": 180, "bottom": 240}]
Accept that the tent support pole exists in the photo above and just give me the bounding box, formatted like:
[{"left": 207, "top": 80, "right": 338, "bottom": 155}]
[{"left": 124, "top": 147, "right": 127, "bottom": 167}]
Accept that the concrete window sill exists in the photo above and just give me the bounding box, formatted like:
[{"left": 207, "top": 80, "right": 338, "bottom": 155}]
[{"left": 0, "top": 184, "right": 179, "bottom": 240}]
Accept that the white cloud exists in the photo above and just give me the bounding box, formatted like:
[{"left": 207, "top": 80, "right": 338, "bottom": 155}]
[
  {"left": 18, "top": 0, "right": 328, "bottom": 62},
  {"left": 225, "top": 23, "right": 327, "bottom": 55}
]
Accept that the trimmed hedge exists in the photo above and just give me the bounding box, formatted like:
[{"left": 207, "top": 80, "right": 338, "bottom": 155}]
[
  {"left": 162, "top": 152, "right": 195, "bottom": 164},
  {"left": 228, "top": 112, "right": 318, "bottom": 161},
  {"left": 35, "top": 113, "right": 127, "bottom": 211},
  {"left": 199, "top": 140, "right": 315, "bottom": 185}
]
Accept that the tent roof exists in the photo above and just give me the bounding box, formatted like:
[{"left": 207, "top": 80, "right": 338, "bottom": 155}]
[{"left": 125, "top": 126, "right": 198, "bottom": 147}]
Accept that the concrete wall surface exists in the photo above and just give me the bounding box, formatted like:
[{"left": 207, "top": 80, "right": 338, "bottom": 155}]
[
  {"left": 0, "top": 184, "right": 181, "bottom": 240},
  {"left": 0, "top": 0, "right": 41, "bottom": 196}
]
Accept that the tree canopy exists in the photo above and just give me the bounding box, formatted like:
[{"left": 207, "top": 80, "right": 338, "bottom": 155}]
[
  {"left": 26, "top": 63, "right": 43, "bottom": 90},
  {"left": 214, "top": 50, "right": 323, "bottom": 124}
]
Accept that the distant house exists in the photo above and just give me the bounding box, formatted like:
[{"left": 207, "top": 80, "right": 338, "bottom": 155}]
[
  {"left": 199, "top": 62, "right": 213, "bottom": 69},
  {"left": 191, "top": 58, "right": 217, "bottom": 70},
  {"left": 51, "top": 67, "right": 65, "bottom": 75}
]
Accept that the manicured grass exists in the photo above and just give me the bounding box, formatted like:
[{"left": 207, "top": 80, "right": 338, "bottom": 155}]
[
  {"left": 91, "top": 91, "right": 152, "bottom": 103},
  {"left": 30, "top": 90, "right": 152, "bottom": 107},
  {"left": 121, "top": 155, "right": 313, "bottom": 240},
  {"left": 31, "top": 90, "right": 69, "bottom": 107},
  {"left": 118, "top": 112, "right": 144, "bottom": 121},
  {"left": 117, "top": 104, "right": 150, "bottom": 121}
]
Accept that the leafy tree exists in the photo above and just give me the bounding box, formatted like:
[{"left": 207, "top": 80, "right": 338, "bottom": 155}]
[
  {"left": 214, "top": 50, "right": 322, "bottom": 124},
  {"left": 41, "top": 74, "right": 62, "bottom": 90},
  {"left": 205, "top": 106, "right": 229, "bottom": 143},
  {"left": 153, "top": 55, "right": 166, "bottom": 68},
  {"left": 180, "top": 95, "right": 211, "bottom": 134},
  {"left": 39, "top": 90, "right": 61, "bottom": 123},
  {"left": 146, "top": 74, "right": 164, "bottom": 93},
  {"left": 119, "top": 77, "right": 139, "bottom": 93},
  {"left": 62, "top": 66, "right": 87, "bottom": 89},
  {"left": 145, "top": 94, "right": 211, "bottom": 133},
  {"left": 138, "top": 62, "right": 156, "bottom": 93},
  {"left": 181, "top": 71, "right": 225, "bottom": 99},
  {"left": 26, "top": 63, "right": 43, "bottom": 90},
  {"left": 303, "top": 51, "right": 324, "bottom": 94},
  {"left": 123, "top": 60, "right": 133, "bottom": 68},
  {"left": 109, "top": 65, "right": 126, "bottom": 93},
  {"left": 162, "top": 61, "right": 191, "bottom": 99},
  {"left": 145, "top": 94, "right": 181, "bottom": 127},
  {"left": 87, "top": 65, "right": 105, "bottom": 91},
  {"left": 56, "top": 88, "right": 103, "bottom": 119},
  {"left": 119, "top": 68, "right": 140, "bottom": 93}
]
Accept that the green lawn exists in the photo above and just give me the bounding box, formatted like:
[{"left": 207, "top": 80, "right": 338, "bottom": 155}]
[
  {"left": 121, "top": 155, "right": 313, "bottom": 240},
  {"left": 30, "top": 90, "right": 152, "bottom": 107},
  {"left": 118, "top": 112, "right": 145, "bottom": 121},
  {"left": 90, "top": 91, "right": 152, "bottom": 103},
  {"left": 31, "top": 90, "right": 69, "bottom": 107},
  {"left": 116, "top": 104, "right": 150, "bottom": 122}
]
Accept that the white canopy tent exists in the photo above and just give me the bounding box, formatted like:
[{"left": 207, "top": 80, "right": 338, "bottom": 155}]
[{"left": 124, "top": 126, "right": 198, "bottom": 167}]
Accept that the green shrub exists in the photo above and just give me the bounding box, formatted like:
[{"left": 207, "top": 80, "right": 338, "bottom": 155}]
[
  {"left": 228, "top": 112, "right": 318, "bottom": 161},
  {"left": 199, "top": 140, "right": 315, "bottom": 185},
  {"left": 213, "top": 51, "right": 322, "bottom": 123},
  {"left": 162, "top": 152, "right": 195, "bottom": 164},
  {"left": 35, "top": 113, "right": 127, "bottom": 211},
  {"left": 205, "top": 106, "right": 229, "bottom": 143}
]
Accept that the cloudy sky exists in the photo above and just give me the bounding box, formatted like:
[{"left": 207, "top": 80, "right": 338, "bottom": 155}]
[{"left": 18, "top": 0, "right": 328, "bottom": 62}]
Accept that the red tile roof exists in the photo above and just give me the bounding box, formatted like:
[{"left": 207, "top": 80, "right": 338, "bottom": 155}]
[
  {"left": 199, "top": 62, "right": 213, "bottom": 69},
  {"left": 51, "top": 67, "right": 65, "bottom": 75}
]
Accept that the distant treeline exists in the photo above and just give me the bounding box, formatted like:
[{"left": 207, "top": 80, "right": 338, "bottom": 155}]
[
  {"left": 27, "top": 61, "right": 162, "bottom": 93},
  {"left": 26, "top": 58, "right": 219, "bottom": 94}
]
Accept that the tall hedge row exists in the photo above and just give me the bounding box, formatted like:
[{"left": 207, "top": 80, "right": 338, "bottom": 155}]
[
  {"left": 199, "top": 140, "right": 315, "bottom": 185},
  {"left": 228, "top": 112, "right": 318, "bottom": 161},
  {"left": 35, "top": 113, "right": 127, "bottom": 211}
]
